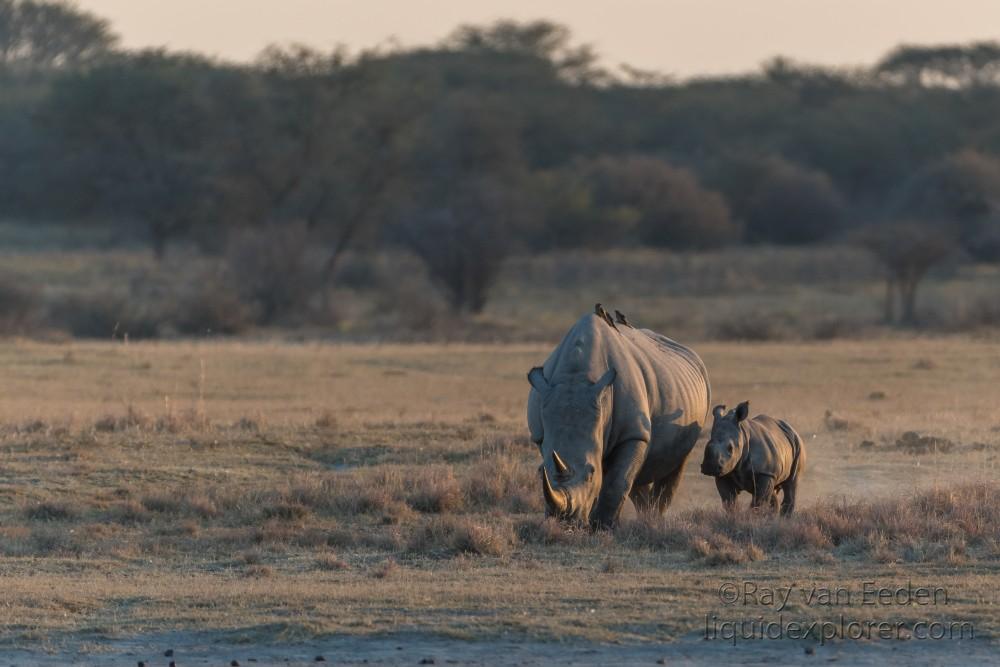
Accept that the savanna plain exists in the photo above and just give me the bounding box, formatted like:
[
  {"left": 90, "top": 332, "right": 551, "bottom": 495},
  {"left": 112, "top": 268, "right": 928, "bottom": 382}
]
[{"left": 0, "top": 335, "right": 998, "bottom": 662}]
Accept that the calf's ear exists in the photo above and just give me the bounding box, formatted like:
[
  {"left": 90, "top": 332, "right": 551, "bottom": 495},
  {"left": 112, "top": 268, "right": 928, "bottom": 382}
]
[
  {"left": 528, "top": 367, "right": 551, "bottom": 395},
  {"left": 712, "top": 404, "right": 726, "bottom": 420},
  {"left": 735, "top": 401, "right": 750, "bottom": 423}
]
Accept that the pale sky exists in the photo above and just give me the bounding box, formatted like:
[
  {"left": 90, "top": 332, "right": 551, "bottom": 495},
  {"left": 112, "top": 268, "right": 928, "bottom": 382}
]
[{"left": 78, "top": 0, "right": 1000, "bottom": 78}]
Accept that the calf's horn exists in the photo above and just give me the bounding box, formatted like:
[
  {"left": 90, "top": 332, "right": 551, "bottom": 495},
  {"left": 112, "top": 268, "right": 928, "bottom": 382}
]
[
  {"left": 541, "top": 466, "right": 568, "bottom": 514},
  {"left": 552, "top": 450, "right": 570, "bottom": 475}
]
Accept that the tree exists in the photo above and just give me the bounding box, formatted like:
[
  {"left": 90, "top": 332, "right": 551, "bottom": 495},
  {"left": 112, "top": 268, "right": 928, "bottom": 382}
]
[
  {"left": 859, "top": 223, "right": 955, "bottom": 325},
  {"left": 42, "top": 51, "right": 224, "bottom": 257},
  {"left": 877, "top": 42, "right": 1000, "bottom": 88},
  {"left": 398, "top": 177, "right": 524, "bottom": 314},
  {"left": 445, "top": 19, "right": 607, "bottom": 85},
  {"left": 212, "top": 45, "right": 418, "bottom": 283},
  {"left": 895, "top": 150, "right": 1000, "bottom": 261},
  {"left": 395, "top": 91, "right": 534, "bottom": 313},
  {"left": 0, "top": 0, "right": 117, "bottom": 71}
]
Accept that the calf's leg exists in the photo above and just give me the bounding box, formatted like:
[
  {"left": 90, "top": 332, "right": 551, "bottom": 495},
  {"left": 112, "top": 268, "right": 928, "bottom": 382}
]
[
  {"left": 715, "top": 477, "right": 739, "bottom": 512},
  {"left": 750, "top": 474, "right": 776, "bottom": 512},
  {"left": 780, "top": 477, "right": 798, "bottom": 516}
]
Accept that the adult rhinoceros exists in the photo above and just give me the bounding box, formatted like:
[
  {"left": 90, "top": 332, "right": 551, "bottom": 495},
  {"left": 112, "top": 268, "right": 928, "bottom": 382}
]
[{"left": 527, "top": 306, "right": 711, "bottom": 528}]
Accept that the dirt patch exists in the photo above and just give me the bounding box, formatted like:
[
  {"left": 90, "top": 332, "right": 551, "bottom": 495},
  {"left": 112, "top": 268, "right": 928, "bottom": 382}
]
[
  {"left": 894, "top": 431, "right": 956, "bottom": 455},
  {"left": 0, "top": 632, "right": 992, "bottom": 667}
]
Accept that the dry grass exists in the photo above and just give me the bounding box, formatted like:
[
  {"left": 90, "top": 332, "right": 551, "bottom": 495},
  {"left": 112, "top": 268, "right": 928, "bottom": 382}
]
[
  {"left": 614, "top": 483, "right": 999, "bottom": 566},
  {"left": 0, "top": 338, "right": 997, "bottom": 643},
  {"left": 6, "top": 243, "right": 1000, "bottom": 342}
]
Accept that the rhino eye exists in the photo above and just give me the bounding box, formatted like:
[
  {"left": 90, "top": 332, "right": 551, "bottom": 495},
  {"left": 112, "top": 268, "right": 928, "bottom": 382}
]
[{"left": 727, "top": 443, "right": 735, "bottom": 452}]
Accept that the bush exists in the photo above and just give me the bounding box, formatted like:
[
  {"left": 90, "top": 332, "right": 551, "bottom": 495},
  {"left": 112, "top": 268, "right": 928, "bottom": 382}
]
[
  {"left": 0, "top": 275, "right": 39, "bottom": 334},
  {"left": 48, "top": 291, "right": 162, "bottom": 339},
  {"left": 540, "top": 155, "right": 736, "bottom": 251},
  {"left": 171, "top": 269, "right": 257, "bottom": 335},
  {"left": 225, "top": 223, "right": 323, "bottom": 324},
  {"left": 408, "top": 515, "right": 517, "bottom": 557},
  {"left": 744, "top": 160, "right": 846, "bottom": 244}
]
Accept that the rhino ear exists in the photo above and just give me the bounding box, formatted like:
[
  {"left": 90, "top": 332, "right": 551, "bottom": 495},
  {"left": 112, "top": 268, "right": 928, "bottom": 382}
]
[
  {"left": 712, "top": 404, "right": 727, "bottom": 420},
  {"left": 735, "top": 401, "right": 750, "bottom": 423},
  {"left": 528, "top": 367, "right": 551, "bottom": 395},
  {"left": 592, "top": 367, "right": 616, "bottom": 394}
]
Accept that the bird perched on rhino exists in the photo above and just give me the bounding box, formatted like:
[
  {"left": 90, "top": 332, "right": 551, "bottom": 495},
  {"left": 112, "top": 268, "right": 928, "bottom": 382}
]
[
  {"left": 527, "top": 310, "right": 711, "bottom": 528},
  {"left": 614, "top": 310, "right": 633, "bottom": 328},
  {"left": 594, "top": 303, "right": 618, "bottom": 331}
]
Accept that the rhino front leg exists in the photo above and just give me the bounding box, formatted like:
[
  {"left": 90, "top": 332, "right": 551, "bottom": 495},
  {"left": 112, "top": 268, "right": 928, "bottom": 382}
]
[
  {"left": 592, "top": 439, "right": 649, "bottom": 529},
  {"left": 750, "top": 474, "right": 777, "bottom": 512},
  {"left": 715, "top": 476, "right": 739, "bottom": 512}
]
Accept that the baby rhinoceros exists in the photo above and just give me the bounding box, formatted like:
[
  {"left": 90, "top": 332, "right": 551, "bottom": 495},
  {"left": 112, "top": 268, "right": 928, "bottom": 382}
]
[{"left": 700, "top": 401, "right": 805, "bottom": 516}]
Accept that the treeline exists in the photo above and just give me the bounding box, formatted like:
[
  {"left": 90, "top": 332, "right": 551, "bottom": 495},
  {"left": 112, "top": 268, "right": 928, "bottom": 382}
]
[{"left": 3, "top": 1, "right": 1000, "bottom": 320}]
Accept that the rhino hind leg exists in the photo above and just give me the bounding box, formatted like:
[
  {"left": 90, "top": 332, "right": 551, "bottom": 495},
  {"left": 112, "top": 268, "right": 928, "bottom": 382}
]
[
  {"left": 768, "top": 492, "right": 780, "bottom": 511},
  {"left": 651, "top": 466, "right": 686, "bottom": 515},
  {"left": 749, "top": 474, "right": 777, "bottom": 512},
  {"left": 629, "top": 482, "right": 656, "bottom": 514},
  {"left": 779, "top": 477, "right": 798, "bottom": 516}
]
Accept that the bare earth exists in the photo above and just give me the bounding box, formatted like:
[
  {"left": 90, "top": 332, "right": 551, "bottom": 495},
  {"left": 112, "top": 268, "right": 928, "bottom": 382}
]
[{"left": 0, "top": 631, "right": 995, "bottom": 666}]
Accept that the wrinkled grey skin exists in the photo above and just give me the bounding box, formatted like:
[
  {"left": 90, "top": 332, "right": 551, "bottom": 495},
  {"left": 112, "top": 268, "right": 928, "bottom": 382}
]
[
  {"left": 527, "top": 313, "right": 711, "bottom": 528},
  {"left": 700, "top": 401, "right": 806, "bottom": 516}
]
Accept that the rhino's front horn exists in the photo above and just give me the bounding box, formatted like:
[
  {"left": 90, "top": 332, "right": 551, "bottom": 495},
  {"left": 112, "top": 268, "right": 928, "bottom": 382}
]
[
  {"left": 552, "top": 450, "right": 570, "bottom": 476},
  {"left": 541, "top": 466, "right": 569, "bottom": 515}
]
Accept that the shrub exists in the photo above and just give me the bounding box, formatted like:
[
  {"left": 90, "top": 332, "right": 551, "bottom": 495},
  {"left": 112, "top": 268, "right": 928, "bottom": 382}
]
[
  {"left": 0, "top": 275, "right": 39, "bottom": 334},
  {"left": 543, "top": 155, "right": 736, "bottom": 251},
  {"left": 23, "top": 501, "right": 78, "bottom": 521},
  {"left": 225, "top": 223, "right": 322, "bottom": 324},
  {"left": 744, "top": 160, "right": 846, "bottom": 244},
  {"left": 171, "top": 269, "right": 257, "bottom": 335},
  {"left": 406, "top": 467, "right": 464, "bottom": 514},
  {"left": 48, "top": 291, "right": 162, "bottom": 339},
  {"left": 408, "top": 515, "right": 518, "bottom": 557}
]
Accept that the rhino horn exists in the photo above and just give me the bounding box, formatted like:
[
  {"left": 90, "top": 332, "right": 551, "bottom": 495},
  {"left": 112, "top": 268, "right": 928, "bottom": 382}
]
[
  {"left": 541, "top": 466, "right": 568, "bottom": 515},
  {"left": 552, "top": 450, "right": 570, "bottom": 476}
]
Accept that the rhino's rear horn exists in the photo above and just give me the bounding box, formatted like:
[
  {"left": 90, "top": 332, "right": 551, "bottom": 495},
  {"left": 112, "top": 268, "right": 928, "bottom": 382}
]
[
  {"left": 552, "top": 450, "right": 570, "bottom": 476},
  {"left": 541, "top": 466, "right": 568, "bottom": 515}
]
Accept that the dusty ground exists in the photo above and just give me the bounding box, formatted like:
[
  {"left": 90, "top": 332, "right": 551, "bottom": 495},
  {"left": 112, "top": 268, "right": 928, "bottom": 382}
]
[{"left": 0, "top": 337, "right": 997, "bottom": 662}]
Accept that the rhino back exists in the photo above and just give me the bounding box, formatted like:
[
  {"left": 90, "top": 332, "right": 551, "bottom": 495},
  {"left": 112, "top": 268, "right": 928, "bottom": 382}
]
[
  {"left": 534, "top": 313, "right": 710, "bottom": 452},
  {"left": 742, "top": 416, "right": 798, "bottom": 482}
]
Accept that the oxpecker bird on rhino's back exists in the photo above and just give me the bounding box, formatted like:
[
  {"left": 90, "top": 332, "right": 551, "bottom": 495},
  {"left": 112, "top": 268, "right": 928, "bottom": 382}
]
[{"left": 527, "top": 310, "right": 711, "bottom": 528}]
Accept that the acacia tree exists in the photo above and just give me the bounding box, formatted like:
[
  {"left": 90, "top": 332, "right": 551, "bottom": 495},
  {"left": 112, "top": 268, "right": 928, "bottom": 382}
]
[
  {"left": 859, "top": 223, "right": 955, "bottom": 325},
  {"left": 876, "top": 42, "right": 1000, "bottom": 87},
  {"left": 444, "top": 19, "right": 607, "bottom": 84}
]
